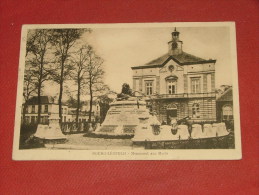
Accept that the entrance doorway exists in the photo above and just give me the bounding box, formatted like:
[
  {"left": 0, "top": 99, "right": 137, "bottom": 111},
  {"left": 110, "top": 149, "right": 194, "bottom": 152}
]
[{"left": 166, "top": 104, "right": 177, "bottom": 124}]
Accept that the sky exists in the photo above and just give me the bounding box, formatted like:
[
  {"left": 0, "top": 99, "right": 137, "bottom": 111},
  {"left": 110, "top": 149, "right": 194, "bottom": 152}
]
[
  {"left": 43, "top": 25, "right": 233, "bottom": 98},
  {"left": 82, "top": 26, "right": 232, "bottom": 93}
]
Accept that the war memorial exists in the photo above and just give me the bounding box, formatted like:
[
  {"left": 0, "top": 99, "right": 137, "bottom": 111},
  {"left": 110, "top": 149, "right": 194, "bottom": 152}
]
[
  {"left": 30, "top": 92, "right": 232, "bottom": 150},
  {"left": 15, "top": 24, "right": 238, "bottom": 155}
]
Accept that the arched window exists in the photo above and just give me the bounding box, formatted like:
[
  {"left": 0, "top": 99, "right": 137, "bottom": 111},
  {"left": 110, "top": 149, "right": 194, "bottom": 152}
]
[
  {"left": 192, "top": 103, "right": 200, "bottom": 118},
  {"left": 167, "top": 104, "right": 177, "bottom": 110},
  {"left": 222, "top": 105, "right": 233, "bottom": 120}
]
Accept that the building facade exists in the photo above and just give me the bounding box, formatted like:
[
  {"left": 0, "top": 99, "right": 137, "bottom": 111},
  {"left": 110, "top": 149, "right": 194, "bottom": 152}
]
[
  {"left": 22, "top": 96, "right": 100, "bottom": 124},
  {"left": 22, "top": 96, "right": 69, "bottom": 124},
  {"left": 131, "top": 28, "right": 217, "bottom": 123},
  {"left": 216, "top": 87, "right": 233, "bottom": 122}
]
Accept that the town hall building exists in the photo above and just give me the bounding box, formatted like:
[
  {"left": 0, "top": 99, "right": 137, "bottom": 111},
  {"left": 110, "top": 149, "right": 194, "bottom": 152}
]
[{"left": 131, "top": 28, "right": 217, "bottom": 124}]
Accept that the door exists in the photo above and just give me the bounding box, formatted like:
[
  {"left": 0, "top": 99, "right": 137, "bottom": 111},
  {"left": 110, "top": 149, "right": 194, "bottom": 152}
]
[{"left": 167, "top": 109, "right": 177, "bottom": 124}]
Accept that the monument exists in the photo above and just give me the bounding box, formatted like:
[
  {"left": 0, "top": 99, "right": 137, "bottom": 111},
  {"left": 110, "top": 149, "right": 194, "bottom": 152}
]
[
  {"left": 34, "top": 113, "right": 66, "bottom": 143},
  {"left": 94, "top": 97, "right": 151, "bottom": 136}
]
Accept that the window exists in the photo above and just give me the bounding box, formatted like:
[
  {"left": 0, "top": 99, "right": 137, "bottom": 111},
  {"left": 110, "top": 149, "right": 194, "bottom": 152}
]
[
  {"left": 40, "top": 116, "right": 44, "bottom": 123},
  {"left": 135, "top": 79, "right": 139, "bottom": 92},
  {"left": 145, "top": 81, "right": 153, "bottom": 95},
  {"left": 207, "top": 74, "right": 211, "bottom": 92},
  {"left": 168, "top": 80, "right": 176, "bottom": 94},
  {"left": 191, "top": 78, "right": 201, "bottom": 93},
  {"left": 32, "top": 105, "right": 35, "bottom": 113},
  {"left": 31, "top": 116, "right": 36, "bottom": 124},
  {"left": 40, "top": 116, "right": 48, "bottom": 124},
  {"left": 25, "top": 116, "right": 30, "bottom": 124},
  {"left": 25, "top": 106, "right": 28, "bottom": 114},
  {"left": 44, "top": 105, "right": 48, "bottom": 113},
  {"left": 61, "top": 108, "right": 67, "bottom": 114},
  {"left": 222, "top": 105, "right": 233, "bottom": 120},
  {"left": 45, "top": 116, "right": 49, "bottom": 124},
  {"left": 192, "top": 103, "right": 200, "bottom": 118}
]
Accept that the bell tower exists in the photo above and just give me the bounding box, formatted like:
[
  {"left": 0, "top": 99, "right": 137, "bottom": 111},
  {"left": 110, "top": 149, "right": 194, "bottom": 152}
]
[{"left": 168, "top": 27, "right": 183, "bottom": 55}]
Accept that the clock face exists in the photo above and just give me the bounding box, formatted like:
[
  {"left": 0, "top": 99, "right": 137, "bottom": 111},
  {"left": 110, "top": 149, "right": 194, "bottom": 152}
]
[
  {"left": 172, "top": 42, "right": 178, "bottom": 49},
  {"left": 168, "top": 65, "right": 175, "bottom": 72}
]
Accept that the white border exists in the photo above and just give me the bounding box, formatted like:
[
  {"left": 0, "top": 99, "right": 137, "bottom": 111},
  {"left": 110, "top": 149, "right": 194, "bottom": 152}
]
[{"left": 13, "top": 22, "right": 242, "bottom": 160}]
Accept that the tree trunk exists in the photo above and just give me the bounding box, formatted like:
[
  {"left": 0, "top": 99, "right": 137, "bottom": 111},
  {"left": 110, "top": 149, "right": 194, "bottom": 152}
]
[
  {"left": 22, "top": 102, "right": 27, "bottom": 124},
  {"left": 88, "top": 83, "right": 93, "bottom": 123},
  {"left": 37, "top": 83, "right": 42, "bottom": 124},
  {"left": 58, "top": 82, "right": 63, "bottom": 124},
  {"left": 59, "top": 60, "right": 64, "bottom": 124},
  {"left": 76, "top": 80, "right": 80, "bottom": 124},
  {"left": 37, "top": 55, "right": 44, "bottom": 124}
]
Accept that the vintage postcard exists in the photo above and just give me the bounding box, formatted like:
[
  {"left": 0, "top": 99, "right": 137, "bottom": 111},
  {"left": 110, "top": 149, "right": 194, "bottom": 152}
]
[{"left": 13, "top": 22, "right": 241, "bottom": 160}]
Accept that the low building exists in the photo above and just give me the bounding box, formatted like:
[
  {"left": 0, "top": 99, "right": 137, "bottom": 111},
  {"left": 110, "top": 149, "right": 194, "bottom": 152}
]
[
  {"left": 82, "top": 100, "right": 100, "bottom": 121},
  {"left": 66, "top": 108, "right": 95, "bottom": 122},
  {"left": 22, "top": 96, "right": 71, "bottom": 124},
  {"left": 216, "top": 87, "right": 233, "bottom": 122},
  {"left": 22, "top": 96, "right": 100, "bottom": 124},
  {"left": 22, "top": 96, "right": 56, "bottom": 124}
]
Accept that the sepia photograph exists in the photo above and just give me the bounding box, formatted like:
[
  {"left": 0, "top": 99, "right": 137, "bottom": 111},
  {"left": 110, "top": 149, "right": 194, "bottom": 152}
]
[{"left": 12, "top": 22, "right": 241, "bottom": 160}]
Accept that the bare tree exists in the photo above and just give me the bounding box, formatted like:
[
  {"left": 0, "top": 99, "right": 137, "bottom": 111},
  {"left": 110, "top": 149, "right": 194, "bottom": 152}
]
[
  {"left": 23, "top": 66, "right": 37, "bottom": 102},
  {"left": 51, "top": 29, "right": 90, "bottom": 122},
  {"left": 22, "top": 66, "right": 37, "bottom": 123},
  {"left": 70, "top": 44, "right": 91, "bottom": 123},
  {"left": 25, "top": 29, "right": 52, "bottom": 124},
  {"left": 84, "top": 47, "right": 105, "bottom": 122}
]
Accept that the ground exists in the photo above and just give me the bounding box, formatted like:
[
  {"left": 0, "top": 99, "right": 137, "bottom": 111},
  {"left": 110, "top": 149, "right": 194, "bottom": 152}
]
[
  {"left": 44, "top": 133, "right": 145, "bottom": 150},
  {"left": 27, "top": 131, "right": 234, "bottom": 150}
]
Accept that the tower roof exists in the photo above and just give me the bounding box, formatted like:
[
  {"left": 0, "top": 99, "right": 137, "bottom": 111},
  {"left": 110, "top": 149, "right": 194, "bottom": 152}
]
[
  {"left": 131, "top": 28, "right": 216, "bottom": 70},
  {"left": 172, "top": 27, "right": 179, "bottom": 34},
  {"left": 171, "top": 27, "right": 180, "bottom": 40}
]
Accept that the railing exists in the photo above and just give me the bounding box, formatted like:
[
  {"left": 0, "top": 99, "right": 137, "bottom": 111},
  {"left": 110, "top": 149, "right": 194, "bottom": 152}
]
[
  {"left": 20, "top": 122, "right": 97, "bottom": 135},
  {"left": 61, "top": 122, "right": 96, "bottom": 134},
  {"left": 149, "top": 92, "right": 216, "bottom": 99},
  {"left": 143, "top": 133, "right": 234, "bottom": 149}
]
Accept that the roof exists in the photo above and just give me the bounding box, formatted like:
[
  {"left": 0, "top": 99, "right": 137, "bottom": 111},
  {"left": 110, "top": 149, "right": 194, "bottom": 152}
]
[
  {"left": 131, "top": 52, "right": 216, "bottom": 69},
  {"left": 26, "top": 96, "right": 55, "bottom": 105},
  {"left": 144, "top": 53, "right": 170, "bottom": 67},
  {"left": 216, "top": 87, "right": 233, "bottom": 102}
]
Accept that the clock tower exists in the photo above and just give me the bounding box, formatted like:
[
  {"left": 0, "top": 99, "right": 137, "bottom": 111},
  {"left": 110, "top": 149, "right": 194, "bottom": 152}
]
[{"left": 168, "top": 28, "right": 183, "bottom": 55}]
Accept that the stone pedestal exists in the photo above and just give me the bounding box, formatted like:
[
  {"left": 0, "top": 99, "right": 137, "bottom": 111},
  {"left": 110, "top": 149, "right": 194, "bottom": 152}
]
[
  {"left": 95, "top": 99, "right": 150, "bottom": 135},
  {"left": 34, "top": 113, "right": 66, "bottom": 140}
]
